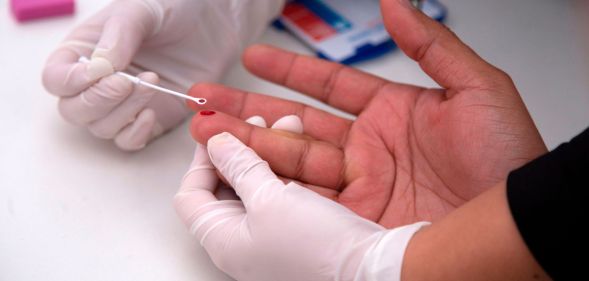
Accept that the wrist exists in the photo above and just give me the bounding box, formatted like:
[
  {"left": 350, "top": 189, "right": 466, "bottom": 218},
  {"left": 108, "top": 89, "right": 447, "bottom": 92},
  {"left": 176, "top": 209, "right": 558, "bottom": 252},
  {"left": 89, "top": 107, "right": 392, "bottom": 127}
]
[{"left": 340, "top": 222, "right": 430, "bottom": 281}]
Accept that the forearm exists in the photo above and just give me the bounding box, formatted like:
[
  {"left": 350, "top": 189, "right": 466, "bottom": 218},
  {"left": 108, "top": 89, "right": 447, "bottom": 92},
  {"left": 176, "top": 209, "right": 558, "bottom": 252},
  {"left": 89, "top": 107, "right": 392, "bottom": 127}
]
[{"left": 402, "top": 182, "right": 550, "bottom": 281}]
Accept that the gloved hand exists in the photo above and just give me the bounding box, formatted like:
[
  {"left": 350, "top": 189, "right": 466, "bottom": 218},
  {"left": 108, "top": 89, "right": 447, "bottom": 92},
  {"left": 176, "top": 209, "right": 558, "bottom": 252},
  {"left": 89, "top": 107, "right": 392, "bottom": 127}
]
[
  {"left": 42, "top": 0, "right": 284, "bottom": 150},
  {"left": 199, "top": 114, "right": 304, "bottom": 201},
  {"left": 175, "top": 128, "right": 428, "bottom": 281}
]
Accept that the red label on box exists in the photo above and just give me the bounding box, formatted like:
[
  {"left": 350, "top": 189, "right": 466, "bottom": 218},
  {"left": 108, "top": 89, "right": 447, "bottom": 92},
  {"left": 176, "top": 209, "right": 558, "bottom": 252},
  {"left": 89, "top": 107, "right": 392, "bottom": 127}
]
[{"left": 283, "top": 3, "right": 337, "bottom": 42}]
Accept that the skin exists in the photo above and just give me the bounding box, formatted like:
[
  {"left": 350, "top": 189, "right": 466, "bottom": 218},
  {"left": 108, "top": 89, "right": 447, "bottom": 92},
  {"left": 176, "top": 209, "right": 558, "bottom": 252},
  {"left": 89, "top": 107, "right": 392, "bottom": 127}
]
[
  {"left": 403, "top": 182, "right": 551, "bottom": 281},
  {"left": 187, "top": 0, "right": 547, "bottom": 228}
]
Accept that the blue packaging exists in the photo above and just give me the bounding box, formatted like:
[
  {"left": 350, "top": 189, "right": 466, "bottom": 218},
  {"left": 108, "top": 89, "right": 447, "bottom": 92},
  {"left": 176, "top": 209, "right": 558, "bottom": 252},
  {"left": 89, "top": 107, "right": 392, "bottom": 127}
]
[{"left": 274, "top": 0, "right": 447, "bottom": 64}]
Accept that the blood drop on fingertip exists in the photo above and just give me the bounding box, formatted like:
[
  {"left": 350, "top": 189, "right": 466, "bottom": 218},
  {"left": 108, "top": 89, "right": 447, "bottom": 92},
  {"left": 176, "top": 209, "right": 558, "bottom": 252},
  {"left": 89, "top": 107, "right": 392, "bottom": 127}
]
[{"left": 200, "top": 110, "right": 216, "bottom": 116}]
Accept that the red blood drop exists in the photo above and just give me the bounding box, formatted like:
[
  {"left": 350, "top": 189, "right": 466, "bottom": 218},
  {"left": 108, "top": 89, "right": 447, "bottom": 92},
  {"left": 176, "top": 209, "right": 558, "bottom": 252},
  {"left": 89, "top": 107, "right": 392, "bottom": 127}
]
[{"left": 200, "top": 110, "right": 216, "bottom": 116}]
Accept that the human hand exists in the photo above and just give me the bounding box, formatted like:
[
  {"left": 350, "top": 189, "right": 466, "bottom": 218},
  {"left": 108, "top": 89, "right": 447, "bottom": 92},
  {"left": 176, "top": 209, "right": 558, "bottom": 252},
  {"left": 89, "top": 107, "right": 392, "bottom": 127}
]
[
  {"left": 187, "top": 0, "right": 547, "bottom": 228},
  {"left": 175, "top": 129, "right": 428, "bottom": 281},
  {"left": 42, "top": 0, "right": 283, "bottom": 150}
]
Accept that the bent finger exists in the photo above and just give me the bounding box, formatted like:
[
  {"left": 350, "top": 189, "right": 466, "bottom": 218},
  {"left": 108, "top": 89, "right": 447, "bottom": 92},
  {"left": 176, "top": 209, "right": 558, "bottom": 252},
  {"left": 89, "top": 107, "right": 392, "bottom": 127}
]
[
  {"left": 191, "top": 111, "right": 344, "bottom": 190},
  {"left": 174, "top": 145, "right": 245, "bottom": 242},
  {"left": 114, "top": 108, "right": 157, "bottom": 151},
  {"left": 206, "top": 132, "right": 282, "bottom": 206},
  {"left": 88, "top": 72, "right": 158, "bottom": 139},
  {"left": 175, "top": 144, "right": 219, "bottom": 223},
  {"left": 58, "top": 74, "right": 133, "bottom": 126}
]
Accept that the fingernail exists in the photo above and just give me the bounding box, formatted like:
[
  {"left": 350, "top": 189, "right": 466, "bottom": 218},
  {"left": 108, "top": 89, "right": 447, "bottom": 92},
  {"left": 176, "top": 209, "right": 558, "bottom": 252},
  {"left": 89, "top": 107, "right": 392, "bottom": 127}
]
[
  {"left": 245, "top": 116, "right": 267, "bottom": 127},
  {"left": 271, "top": 115, "right": 303, "bottom": 134},
  {"left": 199, "top": 110, "right": 216, "bottom": 116},
  {"left": 207, "top": 132, "right": 238, "bottom": 155},
  {"left": 86, "top": 57, "right": 114, "bottom": 80}
]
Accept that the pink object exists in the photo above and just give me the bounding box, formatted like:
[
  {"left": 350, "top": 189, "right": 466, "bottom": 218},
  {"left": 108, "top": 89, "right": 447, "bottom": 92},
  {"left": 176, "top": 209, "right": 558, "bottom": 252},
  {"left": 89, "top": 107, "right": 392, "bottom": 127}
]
[{"left": 10, "top": 0, "right": 75, "bottom": 22}]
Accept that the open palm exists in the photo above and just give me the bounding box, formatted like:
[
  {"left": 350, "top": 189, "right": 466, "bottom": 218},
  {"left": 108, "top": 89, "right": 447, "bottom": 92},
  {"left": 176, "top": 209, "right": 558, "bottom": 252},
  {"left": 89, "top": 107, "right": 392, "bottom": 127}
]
[{"left": 188, "top": 0, "right": 546, "bottom": 228}]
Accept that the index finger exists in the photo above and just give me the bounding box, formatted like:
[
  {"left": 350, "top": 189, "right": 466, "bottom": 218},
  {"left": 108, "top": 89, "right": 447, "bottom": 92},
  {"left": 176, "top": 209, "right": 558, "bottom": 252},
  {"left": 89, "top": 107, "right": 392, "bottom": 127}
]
[
  {"left": 191, "top": 111, "right": 345, "bottom": 190},
  {"left": 187, "top": 83, "right": 351, "bottom": 148}
]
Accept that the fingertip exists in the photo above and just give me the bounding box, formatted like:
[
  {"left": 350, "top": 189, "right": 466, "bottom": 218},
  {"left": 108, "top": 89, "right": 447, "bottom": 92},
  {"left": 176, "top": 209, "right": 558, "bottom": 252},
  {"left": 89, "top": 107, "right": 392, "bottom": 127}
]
[
  {"left": 137, "top": 71, "right": 159, "bottom": 84},
  {"left": 105, "top": 74, "right": 135, "bottom": 100},
  {"left": 190, "top": 111, "right": 260, "bottom": 157},
  {"left": 207, "top": 132, "right": 236, "bottom": 149},
  {"left": 188, "top": 82, "right": 217, "bottom": 97},
  {"left": 41, "top": 62, "right": 74, "bottom": 96},
  {"left": 243, "top": 44, "right": 286, "bottom": 77},
  {"left": 242, "top": 44, "right": 272, "bottom": 66},
  {"left": 381, "top": 0, "right": 500, "bottom": 90},
  {"left": 189, "top": 114, "right": 201, "bottom": 142},
  {"left": 206, "top": 132, "right": 240, "bottom": 170},
  {"left": 380, "top": 0, "right": 436, "bottom": 59},
  {"left": 114, "top": 108, "right": 156, "bottom": 151},
  {"left": 187, "top": 83, "right": 222, "bottom": 111},
  {"left": 189, "top": 110, "right": 225, "bottom": 144},
  {"left": 135, "top": 72, "right": 159, "bottom": 98},
  {"left": 205, "top": 131, "right": 280, "bottom": 205}
]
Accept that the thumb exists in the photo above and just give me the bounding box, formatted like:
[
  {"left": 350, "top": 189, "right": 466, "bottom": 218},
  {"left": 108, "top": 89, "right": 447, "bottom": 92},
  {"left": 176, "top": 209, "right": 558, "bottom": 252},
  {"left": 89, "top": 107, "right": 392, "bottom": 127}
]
[
  {"left": 90, "top": 2, "right": 157, "bottom": 72},
  {"left": 207, "top": 132, "right": 282, "bottom": 206},
  {"left": 381, "top": 0, "right": 509, "bottom": 92}
]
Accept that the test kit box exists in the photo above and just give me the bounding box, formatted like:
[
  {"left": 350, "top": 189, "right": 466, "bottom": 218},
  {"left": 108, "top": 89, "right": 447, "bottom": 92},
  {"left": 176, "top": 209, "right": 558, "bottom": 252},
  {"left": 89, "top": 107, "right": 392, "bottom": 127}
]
[{"left": 275, "top": 0, "right": 447, "bottom": 64}]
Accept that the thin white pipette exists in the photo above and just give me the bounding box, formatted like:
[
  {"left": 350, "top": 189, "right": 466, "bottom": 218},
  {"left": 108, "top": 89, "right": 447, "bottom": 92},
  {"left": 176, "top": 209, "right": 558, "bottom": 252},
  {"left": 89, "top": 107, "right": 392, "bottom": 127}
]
[{"left": 78, "top": 57, "right": 206, "bottom": 105}]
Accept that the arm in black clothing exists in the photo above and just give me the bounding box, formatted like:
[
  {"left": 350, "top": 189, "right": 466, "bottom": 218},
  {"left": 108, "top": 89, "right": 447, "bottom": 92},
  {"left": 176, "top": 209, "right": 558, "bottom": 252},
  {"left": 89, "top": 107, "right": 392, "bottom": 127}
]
[
  {"left": 401, "top": 181, "right": 550, "bottom": 281},
  {"left": 399, "top": 129, "right": 589, "bottom": 280},
  {"left": 508, "top": 128, "right": 589, "bottom": 280}
]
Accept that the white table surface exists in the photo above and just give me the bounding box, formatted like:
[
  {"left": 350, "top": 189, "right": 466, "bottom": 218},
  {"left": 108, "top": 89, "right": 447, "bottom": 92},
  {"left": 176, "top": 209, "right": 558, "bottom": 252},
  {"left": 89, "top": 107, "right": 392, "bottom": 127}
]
[{"left": 1, "top": 0, "right": 588, "bottom": 280}]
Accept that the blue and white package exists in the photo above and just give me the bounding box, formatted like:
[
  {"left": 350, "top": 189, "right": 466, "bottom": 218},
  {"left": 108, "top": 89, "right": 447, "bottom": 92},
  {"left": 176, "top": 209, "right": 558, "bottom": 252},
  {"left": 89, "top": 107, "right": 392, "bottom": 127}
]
[{"left": 275, "top": 0, "right": 447, "bottom": 64}]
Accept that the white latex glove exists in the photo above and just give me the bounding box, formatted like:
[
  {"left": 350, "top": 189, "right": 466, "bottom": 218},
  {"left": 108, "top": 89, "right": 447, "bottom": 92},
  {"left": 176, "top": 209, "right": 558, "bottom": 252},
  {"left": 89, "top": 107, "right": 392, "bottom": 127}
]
[
  {"left": 205, "top": 114, "right": 303, "bottom": 201},
  {"left": 42, "top": 0, "right": 284, "bottom": 151},
  {"left": 175, "top": 128, "right": 429, "bottom": 281}
]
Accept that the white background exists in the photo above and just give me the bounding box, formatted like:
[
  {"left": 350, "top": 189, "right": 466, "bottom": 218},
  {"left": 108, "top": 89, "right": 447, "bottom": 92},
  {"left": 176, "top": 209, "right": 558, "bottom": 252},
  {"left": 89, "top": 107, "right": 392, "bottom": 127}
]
[{"left": 1, "top": 0, "right": 588, "bottom": 280}]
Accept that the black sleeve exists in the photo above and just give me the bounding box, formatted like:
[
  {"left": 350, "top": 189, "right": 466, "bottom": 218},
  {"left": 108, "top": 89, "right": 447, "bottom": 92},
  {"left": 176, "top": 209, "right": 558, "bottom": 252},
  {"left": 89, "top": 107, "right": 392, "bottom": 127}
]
[{"left": 507, "top": 128, "right": 589, "bottom": 280}]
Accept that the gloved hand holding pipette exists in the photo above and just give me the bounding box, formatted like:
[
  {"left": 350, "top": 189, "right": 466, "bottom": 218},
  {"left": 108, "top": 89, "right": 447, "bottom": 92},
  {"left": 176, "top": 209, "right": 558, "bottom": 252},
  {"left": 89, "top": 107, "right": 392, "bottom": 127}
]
[
  {"left": 42, "top": 0, "right": 284, "bottom": 150},
  {"left": 77, "top": 56, "right": 207, "bottom": 105}
]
